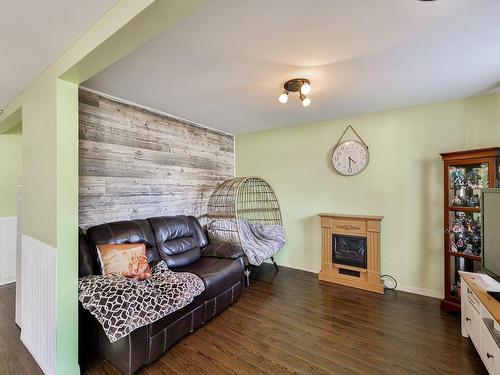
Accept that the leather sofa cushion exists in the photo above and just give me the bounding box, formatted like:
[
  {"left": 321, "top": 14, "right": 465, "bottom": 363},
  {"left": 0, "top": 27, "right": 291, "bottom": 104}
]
[
  {"left": 148, "top": 216, "right": 202, "bottom": 268},
  {"left": 202, "top": 243, "right": 244, "bottom": 259},
  {"left": 188, "top": 216, "right": 209, "bottom": 247},
  {"left": 174, "top": 257, "right": 243, "bottom": 299},
  {"left": 86, "top": 220, "right": 161, "bottom": 266}
]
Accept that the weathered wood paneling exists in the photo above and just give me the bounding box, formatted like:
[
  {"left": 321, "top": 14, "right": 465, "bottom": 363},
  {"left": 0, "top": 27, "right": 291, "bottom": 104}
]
[{"left": 78, "top": 89, "right": 234, "bottom": 229}]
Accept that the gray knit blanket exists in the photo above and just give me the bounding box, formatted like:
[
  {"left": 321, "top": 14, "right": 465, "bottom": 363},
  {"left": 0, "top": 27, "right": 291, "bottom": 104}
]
[
  {"left": 78, "top": 261, "right": 205, "bottom": 343},
  {"left": 238, "top": 220, "right": 285, "bottom": 266}
]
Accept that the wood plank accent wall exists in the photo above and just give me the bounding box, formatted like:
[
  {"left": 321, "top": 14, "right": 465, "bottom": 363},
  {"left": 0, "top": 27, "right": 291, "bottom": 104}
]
[{"left": 79, "top": 89, "right": 234, "bottom": 229}]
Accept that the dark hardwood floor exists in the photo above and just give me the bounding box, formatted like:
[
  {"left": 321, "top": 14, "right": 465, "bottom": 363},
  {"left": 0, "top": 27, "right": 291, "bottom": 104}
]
[
  {"left": 81, "top": 264, "right": 487, "bottom": 375},
  {"left": 0, "top": 283, "right": 43, "bottom": 375},
  {"left": 0, "top": 266, "right": 486, "bottom": 374}
]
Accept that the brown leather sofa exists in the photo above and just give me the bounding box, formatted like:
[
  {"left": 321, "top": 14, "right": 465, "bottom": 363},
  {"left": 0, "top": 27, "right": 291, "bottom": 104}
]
[{"left": 79, "top": 215, "right": 245, "bottom": 375}]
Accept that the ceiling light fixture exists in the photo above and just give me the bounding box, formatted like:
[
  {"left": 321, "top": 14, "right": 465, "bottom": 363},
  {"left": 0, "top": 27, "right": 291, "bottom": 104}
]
[
  {"left": 300, "top": 94, "right": 311, "bottom": 107},
  {"left": 278, "top": 90, "right": 289, "bottom": 104},
  {"left": 300, "top": 82, "right": 311, "bottom": 95},
  {"left": 278, "top": 78, "right": 311, "bottom": 107}
]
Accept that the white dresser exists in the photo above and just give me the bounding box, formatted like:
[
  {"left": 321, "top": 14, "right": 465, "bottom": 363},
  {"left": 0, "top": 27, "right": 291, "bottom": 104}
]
[{"left": 461, "top": 272, "right": 500, "bottom": 375}]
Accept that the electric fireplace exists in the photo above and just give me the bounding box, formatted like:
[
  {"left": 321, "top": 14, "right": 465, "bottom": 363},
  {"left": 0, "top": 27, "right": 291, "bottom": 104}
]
[
  {"left": 319, "top": 213, "right": 384, "bottom": 294},
  {"left": 332, "top": 234, "right": 367, "bottom": 269}
]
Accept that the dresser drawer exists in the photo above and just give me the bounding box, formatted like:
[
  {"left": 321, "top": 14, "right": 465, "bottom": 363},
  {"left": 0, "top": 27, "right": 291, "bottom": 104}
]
[
  {"left": 481, "top": 322, "right": 500, "bottom": 374},
  {"left": 464, "top": 298, "right": 481, "bottom": 346},
  {"left": 465, "top": 284, "right": 481, "bottom": 312}
]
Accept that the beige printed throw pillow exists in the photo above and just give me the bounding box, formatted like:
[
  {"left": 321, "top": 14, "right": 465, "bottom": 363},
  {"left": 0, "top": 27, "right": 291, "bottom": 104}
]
[{"left": 96, "top": 243, "right": 152, "bottom": 281}]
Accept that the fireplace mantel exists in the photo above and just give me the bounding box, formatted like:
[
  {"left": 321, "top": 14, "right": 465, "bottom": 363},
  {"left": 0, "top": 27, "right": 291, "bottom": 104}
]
[
  {"left": 319, "top": 213, "right": 384, "bottom": 220},
  {"left": 319, "top": 213, "right": 384, "bottom": 294}
]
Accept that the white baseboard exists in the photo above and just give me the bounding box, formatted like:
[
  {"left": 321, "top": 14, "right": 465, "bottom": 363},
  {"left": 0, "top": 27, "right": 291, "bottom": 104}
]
[
  {"left": 262, "top": 259, "right": 318, "bottom": 274},
  {"left": 263, "top": 260, "right": 444, "bottom": 299},
  {"left": 0, "top": 278, "right": 15, "bottom": 286},
  {"left": 20, "top": 234, "right": 56, "bottom": 375},
  {"left": 0, "top": 217, "right": 17, "bottom": 285},
  {"left": 395, "top": 283, "right": 444, "bottom": 299}
]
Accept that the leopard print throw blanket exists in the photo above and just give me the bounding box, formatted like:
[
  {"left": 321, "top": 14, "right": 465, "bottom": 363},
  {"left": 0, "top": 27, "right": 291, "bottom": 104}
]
[{"left": 78, "top": 261, "right": 205, "bottom": 343}]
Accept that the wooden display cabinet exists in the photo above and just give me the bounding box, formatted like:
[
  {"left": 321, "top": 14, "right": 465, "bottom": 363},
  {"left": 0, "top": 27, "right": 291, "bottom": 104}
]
[{"left": 440, "top": 148, "right": 500, "bottom": 312}]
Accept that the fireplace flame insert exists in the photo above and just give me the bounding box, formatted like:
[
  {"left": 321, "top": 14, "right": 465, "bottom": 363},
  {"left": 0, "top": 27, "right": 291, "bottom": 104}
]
[{"left": 332, "top": 234, "right": 367, "bottom": 269}]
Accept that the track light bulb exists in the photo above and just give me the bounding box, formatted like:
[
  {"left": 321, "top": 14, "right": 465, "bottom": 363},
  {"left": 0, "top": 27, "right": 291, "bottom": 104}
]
[
  {"left": 300, "top": 82, "right": 311, "bottom": 95},
  {"left": 300, "top": 94, "right": 311, "bottom": 107},
  {"left": 278, "top": 91, "right": 289, "bottom": 104}
]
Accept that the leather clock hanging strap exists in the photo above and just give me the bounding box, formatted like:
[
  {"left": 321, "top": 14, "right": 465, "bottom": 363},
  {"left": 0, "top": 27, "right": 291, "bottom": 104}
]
[{"left": 333, "top": 125, "right": 369, "bottom": 149}]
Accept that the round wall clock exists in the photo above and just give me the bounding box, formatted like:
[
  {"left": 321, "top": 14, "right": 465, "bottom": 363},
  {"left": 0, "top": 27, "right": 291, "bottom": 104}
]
[
  {"left": 332, "top": 140, "right": 369, "bottom": 176},
  {"left": 331, "top": 126, "right": 369, "bottom": 176}
]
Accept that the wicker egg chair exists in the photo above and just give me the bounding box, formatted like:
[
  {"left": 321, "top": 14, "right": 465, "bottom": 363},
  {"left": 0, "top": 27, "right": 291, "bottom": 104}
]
[{"left": 207, "top": 177, "right": 283, "bottom": 284}]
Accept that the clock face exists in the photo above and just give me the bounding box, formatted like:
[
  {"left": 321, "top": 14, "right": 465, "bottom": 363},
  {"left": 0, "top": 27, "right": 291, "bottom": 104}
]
[{"left": 331, "top": 140, "right": 369, "bottom": 176}]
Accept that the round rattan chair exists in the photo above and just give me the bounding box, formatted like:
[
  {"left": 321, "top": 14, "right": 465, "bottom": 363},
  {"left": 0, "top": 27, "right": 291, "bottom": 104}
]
[{"left": 207, "top": 177, "right": 283, "bottom": 283}]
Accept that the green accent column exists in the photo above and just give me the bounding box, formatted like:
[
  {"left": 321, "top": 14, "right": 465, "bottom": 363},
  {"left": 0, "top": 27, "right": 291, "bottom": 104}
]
[{"left": 56, "top": 79, "right": 79, "bottom": 375}]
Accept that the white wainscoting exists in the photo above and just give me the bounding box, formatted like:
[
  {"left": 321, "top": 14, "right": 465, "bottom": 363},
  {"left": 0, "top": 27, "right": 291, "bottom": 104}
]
[
  {"left": 20, "top": 234, "right": 56, "bottom": 375},
  {"left": 0, "top": 216, "right": 17, "bottom": 285},
  {"left": 16, "top": 177, "right": 23, "bottom": 326}
]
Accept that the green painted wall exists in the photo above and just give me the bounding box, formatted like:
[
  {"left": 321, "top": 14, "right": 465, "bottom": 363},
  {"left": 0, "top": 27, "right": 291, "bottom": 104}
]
[
  {"left": 0, "top": 123, "right": 22, "bottom": 217},
  {"left": 22, "top": 76, "right": 58, "bottom": 246},
  {"left": 236, "top": 93, "right": 500, "bottom": 294}
]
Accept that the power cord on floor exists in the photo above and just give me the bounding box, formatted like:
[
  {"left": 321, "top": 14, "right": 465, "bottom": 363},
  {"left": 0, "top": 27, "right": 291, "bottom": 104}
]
[{"left": 380, "top": 274, "right": 397, "bottom": 290}]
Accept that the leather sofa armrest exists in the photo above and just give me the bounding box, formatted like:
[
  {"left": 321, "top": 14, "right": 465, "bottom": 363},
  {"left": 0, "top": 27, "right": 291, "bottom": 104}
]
[
  {"left": 202, "top": 243, "right": 244, "bottom": 259},
  {"left": 79, "top": 302, "right": 148, "bottom": 375}
]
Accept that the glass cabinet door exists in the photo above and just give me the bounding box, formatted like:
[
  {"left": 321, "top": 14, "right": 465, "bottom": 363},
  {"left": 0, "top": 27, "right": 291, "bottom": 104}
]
[
  {"left": 448, "top": 162, "right": 488, "bottom": 209},
  {"left": 446, "top": 162, "right": 487, "bottom": 300},
  {"left": 448, "top": 210, "right": 482, "bottom": 257},
  {"left": 448, "top": 162, "right": 487, "bottom": 257}
]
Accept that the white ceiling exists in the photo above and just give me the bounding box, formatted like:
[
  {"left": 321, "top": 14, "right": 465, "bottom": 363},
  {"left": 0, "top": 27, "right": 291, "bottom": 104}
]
[
  {"left": 84, "top": 0, "right": 500, "bottom": 135},
  {"left": 0, "top": 0, "right": 116, "bottom": 109}
]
